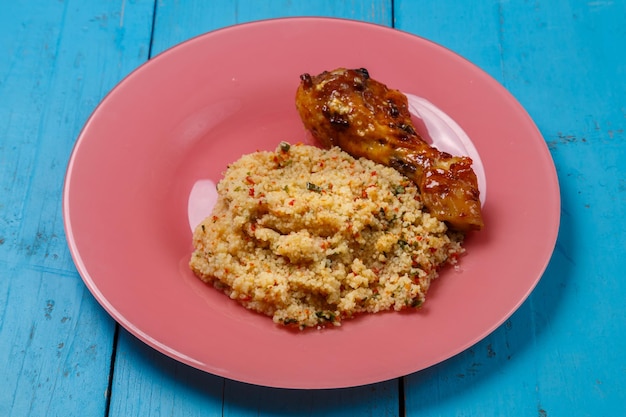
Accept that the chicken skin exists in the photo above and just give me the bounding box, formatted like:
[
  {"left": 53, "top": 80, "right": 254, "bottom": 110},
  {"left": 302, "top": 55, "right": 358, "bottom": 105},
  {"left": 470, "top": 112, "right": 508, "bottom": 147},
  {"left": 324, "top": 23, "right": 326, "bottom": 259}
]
[{"left": 295, "top": 68, "right": 484, "bottom": 232}]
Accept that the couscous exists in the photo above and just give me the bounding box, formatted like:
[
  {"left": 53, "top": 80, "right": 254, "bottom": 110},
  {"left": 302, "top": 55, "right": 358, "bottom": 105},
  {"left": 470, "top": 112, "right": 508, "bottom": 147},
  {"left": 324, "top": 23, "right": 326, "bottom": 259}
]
[{"left": 190, "top": 142, "right": 464, "bottom": 328}]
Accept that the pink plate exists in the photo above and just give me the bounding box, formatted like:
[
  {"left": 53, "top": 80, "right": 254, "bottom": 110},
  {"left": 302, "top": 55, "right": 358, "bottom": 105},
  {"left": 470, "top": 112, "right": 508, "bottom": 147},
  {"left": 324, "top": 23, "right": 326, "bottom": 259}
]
[{"left": 63, "top": 18, "right": 560, "bottom": 389}]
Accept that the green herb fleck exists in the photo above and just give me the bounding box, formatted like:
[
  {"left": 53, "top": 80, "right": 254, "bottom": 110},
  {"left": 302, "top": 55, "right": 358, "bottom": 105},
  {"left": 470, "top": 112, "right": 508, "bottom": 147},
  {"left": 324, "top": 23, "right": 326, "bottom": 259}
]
[
  {"left": 279, "top": 141, "right": 291, "bottom": 152},
  {"left": 306, "top": 182, "right": 323, "bottom": 192},
  {"left": 315, "top": 311, "right": 336, "bottom": 322},
  {"left": 411, "top": 299, "right": 424, "bottom": 308},
  {"left": 392, "top": 185, "right": 405, "bottom": 195}
]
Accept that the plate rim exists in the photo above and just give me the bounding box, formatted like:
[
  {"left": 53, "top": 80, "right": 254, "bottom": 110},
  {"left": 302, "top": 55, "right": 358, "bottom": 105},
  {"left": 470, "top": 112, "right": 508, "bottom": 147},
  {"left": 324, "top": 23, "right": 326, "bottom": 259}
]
[{"left": 63, "top": 16, "right": 561, "bottom": 389}]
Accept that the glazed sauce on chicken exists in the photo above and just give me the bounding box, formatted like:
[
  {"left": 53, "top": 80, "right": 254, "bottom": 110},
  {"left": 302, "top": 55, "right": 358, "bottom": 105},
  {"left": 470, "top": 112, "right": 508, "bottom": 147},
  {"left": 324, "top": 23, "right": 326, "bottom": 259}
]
[{"left": 295, "top": 68, "right": 484, "bottom": 232}]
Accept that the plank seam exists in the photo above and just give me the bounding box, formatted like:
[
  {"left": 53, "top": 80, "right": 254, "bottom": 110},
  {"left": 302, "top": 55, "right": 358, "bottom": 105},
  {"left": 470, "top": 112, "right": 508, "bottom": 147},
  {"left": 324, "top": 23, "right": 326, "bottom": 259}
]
[
  {"left": 104, "top": 324, "right": 120, "bottom": 417},
  {"left": 147, "top": 0, "right": 159, "bottom": 59},
  {"left": 399, "top": 376, "right": 405, "bottom": 417}
]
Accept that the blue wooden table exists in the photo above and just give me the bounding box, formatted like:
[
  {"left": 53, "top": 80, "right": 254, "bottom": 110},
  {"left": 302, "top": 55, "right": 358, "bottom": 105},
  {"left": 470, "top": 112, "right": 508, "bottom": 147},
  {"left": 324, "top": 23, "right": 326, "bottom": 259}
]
[{"left": 1, "top": 1, "right": 625, "bottom": 416}]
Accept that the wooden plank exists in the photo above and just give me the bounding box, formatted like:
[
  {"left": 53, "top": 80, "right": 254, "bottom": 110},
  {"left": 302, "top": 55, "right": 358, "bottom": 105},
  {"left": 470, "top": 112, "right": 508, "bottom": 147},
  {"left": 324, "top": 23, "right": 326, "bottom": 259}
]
[
  {"left": 0, "top": 1, "right": 154, "bottom": 269},
  {"left": 149, "top": 0, "right": 393, "bottom": 57},
  {"left": 0, "top": 267, "right": 114, "bottom": 416},
  {"left": 109, "top": 330, "right": 398, "bottom": 417},
  {"left": 221, "top": 381, "right": 398, "bottom": 417},
  {"left": 0, "top": 0, "right": 154, "bottom": 415},
  {"left": 396, "top": 0, "right": 626, "bottom": 416},
  {"left": 394, "top": 0, "right": 504, "bottom": 81},
  {"left": 108, "top": 329, "right": 225, "bottom": 417},
  {"left": 492, "top": 2, "right": 626, "bottom": 416},
  {"left": 107, "top": 1, "right": 401, "bottom": 416}
]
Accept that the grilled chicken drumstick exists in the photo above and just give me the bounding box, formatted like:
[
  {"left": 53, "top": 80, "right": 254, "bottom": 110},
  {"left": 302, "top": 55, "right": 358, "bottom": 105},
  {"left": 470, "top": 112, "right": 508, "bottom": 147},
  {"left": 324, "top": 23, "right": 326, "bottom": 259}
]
[{"left": 295, "top": 68, "right": 484, "bottom": 232}]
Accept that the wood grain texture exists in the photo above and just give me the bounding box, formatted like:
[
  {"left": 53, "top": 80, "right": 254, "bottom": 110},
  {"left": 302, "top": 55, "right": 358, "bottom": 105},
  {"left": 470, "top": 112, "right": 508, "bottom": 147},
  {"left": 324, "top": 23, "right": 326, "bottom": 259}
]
[
  {"left": 110, "top": 330, "right": 397, "bottom": 417},
  {"left": 150, "top": 0, "right": 393, "bottom": 57},
  {"left": 108, "top": 330, "right": 225, "bottom": 417},
  {"left": 0, "top": 0, "right": 154, "bottom": 415},
  {"left": 2, "top": 0, "right": 625, "bottom": 415},
  {"left": 396, "top": 1, "right": 626, "bottom": 416},
  {"left": 0, "top": 267, "right": 113, "bottom": 416}
]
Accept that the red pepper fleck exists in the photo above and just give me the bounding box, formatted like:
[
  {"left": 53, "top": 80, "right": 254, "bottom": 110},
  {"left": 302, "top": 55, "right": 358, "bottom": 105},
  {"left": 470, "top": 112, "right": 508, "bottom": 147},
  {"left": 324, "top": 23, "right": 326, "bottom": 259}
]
[
  {"left": 288, "top": 199, "right": 295, "bottom": 206},
  {"left": 248, "top": 187, "right": 255, "bottom": 196},
  {"left": 245, "top": 176, "right": 255, "bottom": 184}
]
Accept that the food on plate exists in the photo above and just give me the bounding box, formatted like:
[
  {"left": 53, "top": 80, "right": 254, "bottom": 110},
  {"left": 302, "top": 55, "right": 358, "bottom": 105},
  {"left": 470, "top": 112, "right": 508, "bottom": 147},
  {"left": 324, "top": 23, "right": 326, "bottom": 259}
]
[
  {"left": 295, "top": 67, "right": 484, "bottom": 232},
  {"left": 190, "top": 143, "right": 464, "bottom": 328}
]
